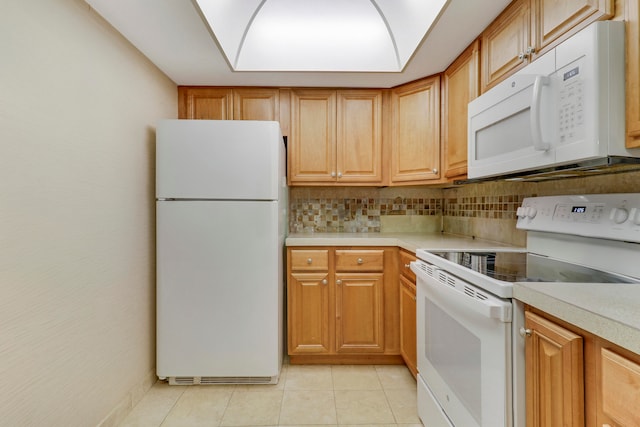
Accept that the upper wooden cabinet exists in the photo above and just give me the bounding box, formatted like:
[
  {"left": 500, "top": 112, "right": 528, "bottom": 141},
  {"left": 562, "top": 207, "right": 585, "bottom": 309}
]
[
  {"left": 232, "top": 88, "right": 279, "bottom": 121},
  {"left": 627, "top": 0, "right": 640, "bottom": 148},
  {"left": 532, "top": 0, "right": 614, "bottom": 53},
  {"left": 179, "top": 87, "right": 233, "bottom": 120},
  {"left": 178, "top": 87, "right": 280, "bottom": 121},
  {"left": 390, "top": 76, "right": 441, "bottom": 184},
  {"left": 481, "top": 0, "right": 613, "bottom": 91},
  {"left": 289, "top": 89, "right": 383, "bottom": 185},
  {"left": 441, "top": 40, "right": 480, "bottom": 180},
  {"left": 482, "top": 0, "right": 532, "bottom": 92}
]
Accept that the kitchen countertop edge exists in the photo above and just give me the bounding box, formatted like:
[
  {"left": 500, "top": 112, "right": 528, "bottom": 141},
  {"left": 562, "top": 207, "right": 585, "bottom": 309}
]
[
  {"left": 514, "top": 282, "right": 640, "bottom": 355},
  {"left": 285, "top": 232, "right": 521, "bottom": 253}
]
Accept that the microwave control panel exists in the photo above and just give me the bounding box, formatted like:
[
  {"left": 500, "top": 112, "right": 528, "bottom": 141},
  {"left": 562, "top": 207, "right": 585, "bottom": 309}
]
[{"left": 557, "top": 57, "right": 586, "bottom": 144}]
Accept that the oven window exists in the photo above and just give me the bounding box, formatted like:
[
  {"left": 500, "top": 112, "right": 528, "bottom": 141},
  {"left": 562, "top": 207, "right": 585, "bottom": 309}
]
[{"left": 425, "top": 299, "right": 482, "bottom": 424}]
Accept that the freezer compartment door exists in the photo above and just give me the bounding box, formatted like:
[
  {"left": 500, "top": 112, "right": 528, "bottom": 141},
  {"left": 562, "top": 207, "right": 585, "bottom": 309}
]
[
  {"left": 156, "top": 120, "right": 283, "bottom": 200},
  {"left": 156, "top": 200, "right": 283, "bottom": 379}
]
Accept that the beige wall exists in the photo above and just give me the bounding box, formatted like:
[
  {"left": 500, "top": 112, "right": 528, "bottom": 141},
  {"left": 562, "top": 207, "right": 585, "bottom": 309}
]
[{"left": 0, "top": 1, "right": 176, "bottom": 426}]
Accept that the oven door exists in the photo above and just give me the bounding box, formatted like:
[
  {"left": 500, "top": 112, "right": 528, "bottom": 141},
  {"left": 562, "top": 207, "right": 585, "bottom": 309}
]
[{"left": 412, "top": 260, "right": 513, "bottom": 427}]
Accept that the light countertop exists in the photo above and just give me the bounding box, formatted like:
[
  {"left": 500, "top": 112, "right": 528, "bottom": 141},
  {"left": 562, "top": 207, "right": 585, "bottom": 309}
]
[
  {"left": 514, "top": 282, "right": 640, "bottom": 354},
  {"left": 286, "top": 232, "right": 522, "bottom": 253}
]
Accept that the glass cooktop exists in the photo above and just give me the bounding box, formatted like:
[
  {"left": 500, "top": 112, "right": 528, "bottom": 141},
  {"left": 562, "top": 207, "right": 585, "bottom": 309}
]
[{"left": 431, "top": 251, "right": 636, "bottom": 284}]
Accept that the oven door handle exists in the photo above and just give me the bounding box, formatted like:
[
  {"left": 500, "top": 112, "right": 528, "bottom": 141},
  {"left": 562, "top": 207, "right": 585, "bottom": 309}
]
[{"left": 416, "top": 271, "right": 512, "bottom": 322}]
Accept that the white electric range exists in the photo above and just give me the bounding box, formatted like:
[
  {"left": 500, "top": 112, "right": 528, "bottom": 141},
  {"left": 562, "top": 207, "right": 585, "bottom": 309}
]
[{"left": 411, "top": 193, "right": 640, "bottom": 427}]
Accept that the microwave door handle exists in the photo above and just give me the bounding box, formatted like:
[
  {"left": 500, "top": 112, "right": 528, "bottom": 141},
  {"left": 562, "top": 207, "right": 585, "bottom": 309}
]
[{"left": 531, "top": 75, "right": 551, "bottom": 151}]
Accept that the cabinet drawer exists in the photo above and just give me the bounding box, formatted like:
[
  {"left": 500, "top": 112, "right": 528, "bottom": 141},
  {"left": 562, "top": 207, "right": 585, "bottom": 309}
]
[
  {"left": 601, "top": 347, "right": 640, "bottom": 426},
  {"left": 399, "top": 250, "right": 416, "bottom": 282},
  {"left": 290, "top": 250, "right": 329, "bottom": 271},
  {"left": 335, "top": 250, "right": 384, "bottom": 272}
]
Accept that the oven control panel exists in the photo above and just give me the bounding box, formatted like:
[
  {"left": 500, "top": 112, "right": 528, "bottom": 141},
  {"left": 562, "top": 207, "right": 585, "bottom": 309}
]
[{"left": 516, "top": 193, "right": 640, "bottom": 242}]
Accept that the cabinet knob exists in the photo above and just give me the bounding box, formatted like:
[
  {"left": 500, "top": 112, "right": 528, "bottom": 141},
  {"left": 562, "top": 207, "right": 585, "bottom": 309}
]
[
  {"left": 519, "top": 327, "right": 532, "bottom": 337},
  {"left": 432, "top": 168, "right": 438, "bottom": 174},
  {"left": 357, "top": 258, "right": 363, "bottom": 264},
  {"left": 322, "top": 279, "right": 327, "bottom": 285},
  {"left": 336, "top": 279, "right": 342, "bottom": 285},
  {"left": 518, "top": 52, "right": 525, "bottom": 60},
  {"left": 307, "top": 258, "right": 313, "bottom": 264},
  {"left": 404, "top": 264, "right": 410, "bottom": 268},
  {"left": 337, "top": 172, "right": 343, "bottom": 178},
  {"left": 331, "top": 171, "right": 336, "bottom": 177},
  {"left": 526, "top": 46, "right": 535, "bottom": 55}
]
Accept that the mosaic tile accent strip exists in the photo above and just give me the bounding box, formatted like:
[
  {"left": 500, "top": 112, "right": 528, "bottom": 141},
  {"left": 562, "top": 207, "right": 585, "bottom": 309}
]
[
  {"left": 289, "top": 197, "right": 441, "bottom": 233},
  {"left": 443, "top": 194, "right": 529, "bottom": 219}
]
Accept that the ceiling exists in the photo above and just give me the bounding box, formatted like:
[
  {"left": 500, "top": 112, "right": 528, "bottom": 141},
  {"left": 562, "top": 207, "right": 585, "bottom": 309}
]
[{"left": 85, "top": 0, "right": 511, "bottom": 88}]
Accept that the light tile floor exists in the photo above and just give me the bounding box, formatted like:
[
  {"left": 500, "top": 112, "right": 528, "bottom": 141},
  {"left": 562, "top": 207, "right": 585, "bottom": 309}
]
[{"left": 119, "top": 364, "right": 421, "bottom": 426}]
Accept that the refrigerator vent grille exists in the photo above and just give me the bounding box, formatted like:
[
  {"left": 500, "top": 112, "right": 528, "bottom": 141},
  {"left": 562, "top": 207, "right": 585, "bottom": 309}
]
[{"left": 168, "top": 376, "right": 275, "bottom": 385}]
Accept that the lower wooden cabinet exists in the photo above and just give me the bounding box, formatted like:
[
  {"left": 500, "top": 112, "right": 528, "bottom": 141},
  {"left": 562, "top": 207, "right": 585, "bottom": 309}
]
[
  {"left": 598, "top": 344, "right": 640, "bottom": 426},
  {"left": 524, "top": 311, "right": 584, "bottom": 427},
  {"left": 399, "top": 275, "right": 417, "bottom": 377},
  {"left": 399, "top": 249, "right": 418, "bottom": 377},
  {"left": 288, "top": 271, "right": 331, "bottom": 354},
  {"left": 335, "top": 272, "right": 385, "bottom": 353},
  {"left": 287, "top": 247, "right": 400, "bottom": 364},
  {"left": 524, "top": 307, "right": 640, "bottom": 426}
]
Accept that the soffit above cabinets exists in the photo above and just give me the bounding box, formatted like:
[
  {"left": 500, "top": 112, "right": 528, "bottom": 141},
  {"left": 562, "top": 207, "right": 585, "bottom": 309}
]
[{"left": 85, "top": 0, "right": 511, "bottom": 87}]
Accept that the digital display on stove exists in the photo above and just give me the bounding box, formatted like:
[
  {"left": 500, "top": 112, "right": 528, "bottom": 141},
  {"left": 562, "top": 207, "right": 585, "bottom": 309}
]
[{"left": 571, "top": 206, "right": 587, "bottom": 213}]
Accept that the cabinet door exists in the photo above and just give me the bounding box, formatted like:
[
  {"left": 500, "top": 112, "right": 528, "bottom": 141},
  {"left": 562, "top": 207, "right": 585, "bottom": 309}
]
[
  {"left": 481, "top": 0, "right": 532, "bottom": 92},
  {"left": 288, "top": 272, "right": 332, "bottom": 354},
  {"left": 335, "top": 273, "right": 384, "bottom": 353},
  {"left": 233, "top": 88, "right": 280, "bottom": 121},
  {"left": 532, "top": 0, "right": 614, "bottom": 55},
  {"left": 598, "top": 346, "right": 640, "bottom": 426},
  {"left": 525, "top": 311, "right": 585, "bottom": 427},
  {"left": 390, "top": 76, "right": 441, "bottom": 184},
  {"left": 178, "top": 87, "right": 233, "bottom": 119},
  {"left": 442, "top": 40, "right": 480, "bottom": 179},
  {"left": 336, "top": 90, "right": 383, "bottom": 184},
  {"left": 398, "top": 249, "right": 416, "bottom": 282},
  {"left": 627, "top": 0, "right": 640, "bottom": 148},
  {"left": 290, "top": 90, "right": 337, "bottom": 183},
  {"left": 399, "top": 275, "right": 417, "bottom": 377}
]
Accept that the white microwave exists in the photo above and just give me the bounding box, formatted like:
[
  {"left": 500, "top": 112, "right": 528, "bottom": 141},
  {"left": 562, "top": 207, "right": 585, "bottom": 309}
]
[{"left": 468, "top": 21, "right": 639, "bottom": 180}]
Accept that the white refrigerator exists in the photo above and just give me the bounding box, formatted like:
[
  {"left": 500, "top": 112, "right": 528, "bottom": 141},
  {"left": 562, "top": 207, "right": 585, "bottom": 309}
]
[{"left": 155, "top": 119, "right": 287, "bottom": 384}]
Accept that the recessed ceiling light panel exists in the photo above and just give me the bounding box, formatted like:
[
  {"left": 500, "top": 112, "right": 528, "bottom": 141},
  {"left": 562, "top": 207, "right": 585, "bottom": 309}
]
[{"left": 195, "top": 0, "right": 448, "bottom": 72}]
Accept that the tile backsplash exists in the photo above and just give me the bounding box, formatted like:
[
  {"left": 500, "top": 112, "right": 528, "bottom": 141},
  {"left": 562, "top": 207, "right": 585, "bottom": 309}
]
[
  {"left": 288, "top": 187, "right": 442, "bottom": 233},
  {"left": 288, "top": 170, "right": 640, "bottom": 246}
]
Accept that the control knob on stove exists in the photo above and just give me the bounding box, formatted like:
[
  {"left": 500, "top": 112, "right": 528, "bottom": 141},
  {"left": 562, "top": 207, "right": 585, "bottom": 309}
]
[
  {"left": 609, "top": 207, "right": 629, "bottom": 224},
  {"left": 516, "top": 206, "right": 537, "bottom": 219},
  {"left": 524, "top": 206, "right": 537, "bottom": 219},
  {"left": 629, "top": 208, "right": 640, "bottom": 225}
]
